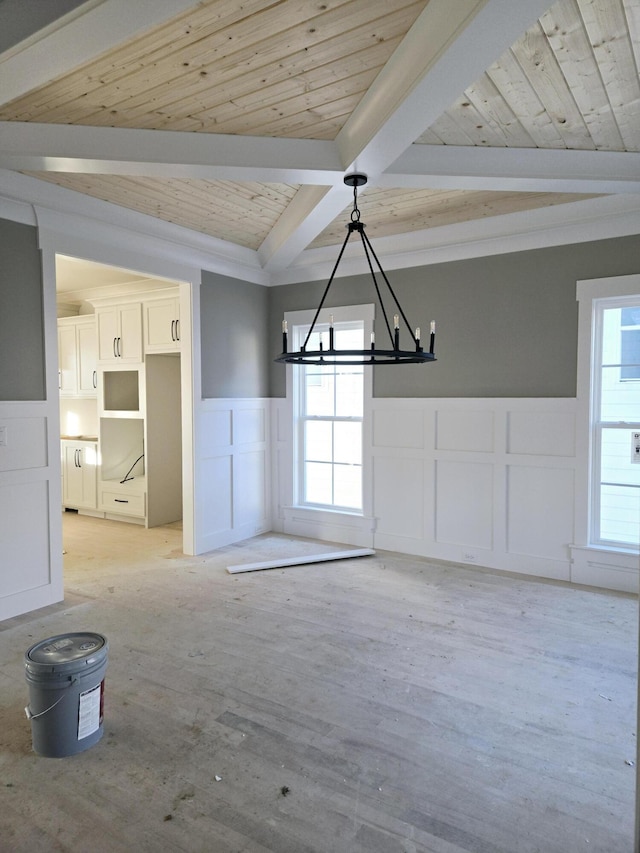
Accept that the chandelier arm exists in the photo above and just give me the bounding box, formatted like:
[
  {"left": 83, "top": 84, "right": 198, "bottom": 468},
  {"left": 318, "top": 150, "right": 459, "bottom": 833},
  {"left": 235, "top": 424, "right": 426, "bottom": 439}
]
[
  {"left": 301, "top": 226, "right": 354, "bottom": 352},
  {"left": 361, "top": 228, "right": 414, "bottom": 338},
  {"left": 357, "top": 228, "right": 394, "bottom": 347}
]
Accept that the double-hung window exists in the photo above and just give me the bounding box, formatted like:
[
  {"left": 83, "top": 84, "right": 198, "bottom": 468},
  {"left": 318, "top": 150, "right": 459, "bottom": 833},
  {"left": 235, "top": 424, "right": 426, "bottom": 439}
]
[
  {"left": 591, "top": 296, "right": 640, "bottom": 548},
  {"left": 286, "top": 304, "right": 372, "bottom": 514}
]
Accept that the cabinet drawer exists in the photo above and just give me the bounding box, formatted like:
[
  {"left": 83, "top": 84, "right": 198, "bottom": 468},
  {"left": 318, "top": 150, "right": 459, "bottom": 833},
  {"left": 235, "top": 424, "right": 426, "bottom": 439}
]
[{"left": 99, "top": 488, "right": 145, "bottom": 517}]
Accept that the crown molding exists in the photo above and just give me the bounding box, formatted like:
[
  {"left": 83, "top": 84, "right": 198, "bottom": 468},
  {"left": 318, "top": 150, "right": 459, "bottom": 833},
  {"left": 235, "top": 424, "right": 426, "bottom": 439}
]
[
  {"left": 278, "top": 195, "right": 640, "bottom": 285},
  {"left": 0, "top": 169, "right": 268, "bottom": 284}
]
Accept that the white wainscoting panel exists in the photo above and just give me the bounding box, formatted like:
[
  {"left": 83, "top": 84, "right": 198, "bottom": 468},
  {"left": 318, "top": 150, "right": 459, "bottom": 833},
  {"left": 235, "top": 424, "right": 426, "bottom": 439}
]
[
  {"left": 200, "top": 408, "right": 232, "bottom": 451},
  {"left": 373, "top": 408, "right": 425, "bottom": 450},
  {"left": 271, "top": 396, "right": 635, "bottom": 590},
  {"left": 507, "top": 465, "right": 575, "bottom": 562},
  {"left": 234, "top": 407, "right": 265, "bottom": 446},
  {"left": 373, "top": 455, "right": 425, "bottom": 539},
  {"left": 234, "top": 449, "right": 268, "bottom": 529},
  {"left": 508, "top": 410, "right": 576, "bottom": 457},
  {"left": 1, "top": 479, "right": 51, "bottom": 597},
  {"left": 198, "top": 454, "right": 232, "bottom": 535},
  {"left": 436, "top": 410, "right": 494, "bottom": 452},
  {"left": 435, "top": 460, "right": 494, "bottom": 549},
  {"left": 369, "top": 399, "right": 580, "bottom": 583},
  {"left": 0, "top": 416, "right": 47, "bottom": 472},
  {"left": 195, "top": 399, "right": 270, "bottom": 553},
  {"left": 0, "top": 403, "right": 62, "bottom": 621}
]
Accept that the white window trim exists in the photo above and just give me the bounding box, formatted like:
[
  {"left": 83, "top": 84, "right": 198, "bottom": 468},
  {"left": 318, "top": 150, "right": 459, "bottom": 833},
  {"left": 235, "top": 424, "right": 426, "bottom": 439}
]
[
  {"left": 281, "top": 304, "right": 375, "bottom": 545},
  {"left": 575, "top": 273, "right": 640, "bottom": 555}
]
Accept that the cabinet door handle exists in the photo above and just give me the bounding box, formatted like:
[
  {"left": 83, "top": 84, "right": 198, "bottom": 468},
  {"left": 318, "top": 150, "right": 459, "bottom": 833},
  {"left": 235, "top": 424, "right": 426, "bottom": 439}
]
[
  {"left": 175, "top": 318, "right": 180, "bottom": 341},
  {"left": 93, "top": 370, "right": 97, "bottom": 389},
  {"left": 114, "top": 498, "right": 129, "bottom": 503},
  {"left": 113, "top": 337, "right": 118, "bottom": 358},
  {"left": 117, "top": 337, "right": 122, "bottom": 358},
  {"left": 74, "top": 449, "right": 79, "bottom": 467},
  {"left": 171, "top": 319, "right": 175, "bottom": 341},
  {"left": 58, "top": 370, "right": 62, "bottom": 390}
]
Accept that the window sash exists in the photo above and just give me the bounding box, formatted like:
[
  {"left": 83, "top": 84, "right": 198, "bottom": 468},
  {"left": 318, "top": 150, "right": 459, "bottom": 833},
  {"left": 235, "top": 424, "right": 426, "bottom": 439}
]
[
  {"left": 591, "top": 297, "right": 640, "bottom": 547},
  {"left": 292, "top": 314, "right": 365, "bottom": 513}
]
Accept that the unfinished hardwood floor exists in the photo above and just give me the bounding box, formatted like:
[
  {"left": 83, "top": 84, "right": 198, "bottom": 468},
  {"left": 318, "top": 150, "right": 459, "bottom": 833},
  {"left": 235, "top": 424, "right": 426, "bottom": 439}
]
[{"left": 0, "top": 513, "right": 636, "bottom": 852}]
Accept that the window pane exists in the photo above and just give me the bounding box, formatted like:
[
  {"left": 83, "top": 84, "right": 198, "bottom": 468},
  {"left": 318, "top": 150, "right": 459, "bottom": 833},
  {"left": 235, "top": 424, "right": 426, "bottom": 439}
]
[
  {"left": 600, "top": 366, "right": 640, "bottom": 421},
  {"left": 305, "top": 461, "right": 332, "bottom": 504},
  {"left": 334, "top": 421, "right": 361, "bottom": 464},
  {"left": 601, "top": 429, "right": 640, "bottom": 489},
  {"left": 335, "top": 369, "right": 363, "bottom": 417},
  {"left": 334, "top": 464, "right": 362, "bottom": 509},
  {"left": 305, "top": 372, "right": 335, "bottom": 416},
  {"left": 599, "top": 484, "right": 640, "bottom": 546},
  {"left": 621, "top": 329, "right": 640, "bottom": 379},
  {"left": 305, "top": 421, "right": 332, "bottom": 462},
  {"left": 599, "top": 428, "right": 640, "bottom": 546},
  {"left": 622, "top": 307, "right": 640, "bottom": 326}
]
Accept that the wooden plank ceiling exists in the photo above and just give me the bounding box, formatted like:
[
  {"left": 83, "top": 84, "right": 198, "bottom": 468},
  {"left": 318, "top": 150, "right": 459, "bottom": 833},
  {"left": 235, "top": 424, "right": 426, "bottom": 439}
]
[{"left": 0, "top": 0, "right": 638, "bottom": 265}]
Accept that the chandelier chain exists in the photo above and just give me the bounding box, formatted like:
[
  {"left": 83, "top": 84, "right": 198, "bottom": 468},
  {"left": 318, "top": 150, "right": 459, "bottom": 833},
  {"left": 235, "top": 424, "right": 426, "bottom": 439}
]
[{"left": 350, "top": 182, "right": 361, "bottom": 222}]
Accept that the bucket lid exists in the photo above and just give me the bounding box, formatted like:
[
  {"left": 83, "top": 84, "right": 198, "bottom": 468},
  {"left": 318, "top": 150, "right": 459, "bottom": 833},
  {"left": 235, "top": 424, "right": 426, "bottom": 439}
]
[{"left": 25, "top": 632, "right": 107, "bottom": 674}]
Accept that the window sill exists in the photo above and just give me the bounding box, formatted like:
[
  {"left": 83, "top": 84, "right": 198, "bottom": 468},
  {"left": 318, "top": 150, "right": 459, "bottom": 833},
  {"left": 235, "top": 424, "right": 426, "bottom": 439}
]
[
  {"left": 282, "top": 505, "right": 375, "bottom": 547},
  {"left": 570, "top": 544, "right": 639, "bottom": 593},
  {"left": 572, "top": 543, "right": 639, "bottom": 558}
]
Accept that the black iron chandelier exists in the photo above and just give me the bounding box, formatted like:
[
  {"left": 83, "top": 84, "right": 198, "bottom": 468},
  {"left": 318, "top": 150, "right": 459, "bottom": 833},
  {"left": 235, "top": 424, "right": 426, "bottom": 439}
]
[{"left": 275, "top": 173, "right": 436, "bottom": 366}]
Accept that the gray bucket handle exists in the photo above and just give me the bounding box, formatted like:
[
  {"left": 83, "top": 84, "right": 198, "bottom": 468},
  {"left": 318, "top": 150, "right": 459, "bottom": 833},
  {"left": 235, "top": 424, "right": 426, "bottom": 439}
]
[{"left": 24, "top": 676, "right": 78, "bottom": 721}]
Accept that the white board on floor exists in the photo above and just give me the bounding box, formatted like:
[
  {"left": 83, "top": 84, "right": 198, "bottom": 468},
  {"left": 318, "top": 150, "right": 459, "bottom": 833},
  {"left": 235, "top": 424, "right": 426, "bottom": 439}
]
[{"left": 227, "top": 548, "right": 375, "bottom": 574}]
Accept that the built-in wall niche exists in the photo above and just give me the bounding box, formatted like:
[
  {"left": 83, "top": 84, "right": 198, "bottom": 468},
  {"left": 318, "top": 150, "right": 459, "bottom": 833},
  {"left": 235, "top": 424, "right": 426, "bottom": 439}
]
[
  {"left": 100, "top": 418, "right": 144, "bottom": 483},
  {"left": 102, "top": 369, "right": 140, "bottom": 413}
]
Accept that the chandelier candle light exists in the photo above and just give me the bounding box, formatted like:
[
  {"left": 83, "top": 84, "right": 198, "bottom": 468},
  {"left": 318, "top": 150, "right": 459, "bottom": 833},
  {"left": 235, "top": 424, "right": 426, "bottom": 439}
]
[{"left": 275, "top": 173, "right": 437, "bottom": 366}]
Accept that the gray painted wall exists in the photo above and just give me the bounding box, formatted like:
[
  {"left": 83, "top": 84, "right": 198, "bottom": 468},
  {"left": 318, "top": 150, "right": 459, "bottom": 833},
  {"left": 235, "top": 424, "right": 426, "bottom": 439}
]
[
  {"left": 200, "top": 270, "right": 269, "bottom": 398},
  {"left": 0, "top": 218, "right": 45, "bottom": 401},
  {"left": 269, "top": 234, "right": 640, "bottom": 398}
]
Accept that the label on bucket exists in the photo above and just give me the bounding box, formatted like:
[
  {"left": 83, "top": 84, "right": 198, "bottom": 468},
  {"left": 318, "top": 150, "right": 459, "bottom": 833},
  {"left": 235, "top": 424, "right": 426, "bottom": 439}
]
[{"left": 78, "top": 681, "right": 103, "bottom": 740}]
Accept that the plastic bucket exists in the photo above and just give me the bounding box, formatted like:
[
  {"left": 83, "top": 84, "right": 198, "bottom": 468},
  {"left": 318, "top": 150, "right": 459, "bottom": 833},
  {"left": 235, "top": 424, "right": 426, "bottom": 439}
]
[{"left": 24, "top": 632, "right": 108, "bottom": 758}]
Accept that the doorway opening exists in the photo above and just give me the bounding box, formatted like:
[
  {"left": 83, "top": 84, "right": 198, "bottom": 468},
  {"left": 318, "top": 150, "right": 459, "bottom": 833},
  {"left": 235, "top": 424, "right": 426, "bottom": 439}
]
[{"left": 55, "top": 252, "right": 191, "bottom": 557}]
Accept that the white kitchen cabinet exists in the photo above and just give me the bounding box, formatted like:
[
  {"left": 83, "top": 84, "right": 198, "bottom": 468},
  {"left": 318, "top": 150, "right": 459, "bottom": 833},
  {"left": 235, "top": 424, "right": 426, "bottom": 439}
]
[
  {"left": 58, "top": 317, "right": 97, "bottom": 397},
  {"left": 98, "top": 417, "right": 146, "bottom": 522},
  {"left": 96, "top": 303, "right": 142, "bottom": 363},
  {"left": 99, "top": 476, "right": 146, "bottom": 520},
  {"left": 96, "top": 354, "right": 181, "bottom": 527},
  {"left": 77, "top": 322, "right": 98, "bottom": 394},
  {"left": 61, "top": 440, "right": 98, "bottom": 510},
  {"left": 144, "top": 297, "right": 180, "bottom": 352}
]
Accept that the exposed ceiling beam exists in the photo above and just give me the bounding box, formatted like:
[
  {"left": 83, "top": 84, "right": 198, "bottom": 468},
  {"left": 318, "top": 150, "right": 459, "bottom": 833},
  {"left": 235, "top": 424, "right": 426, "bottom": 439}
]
[
  {"left": 0, "top": 123, "right": 342, "bottom": 184},
  {"left": 259, "top": 0, "right": 556, "bottom": 272},
  {"left": 4, "top": 120, "right": 638, "bottom": 197},
  {"left": 257, "top": 184, "right": 351, "bottom": 272},
  {"left": 336, "top": 0, "right": 554, "bottom": 176},
  {"left": 0, "top": 0, "right": 200, "bottom": 105},
  {"left": 385, "top": 145, "right": 640, "bottom": 194}
]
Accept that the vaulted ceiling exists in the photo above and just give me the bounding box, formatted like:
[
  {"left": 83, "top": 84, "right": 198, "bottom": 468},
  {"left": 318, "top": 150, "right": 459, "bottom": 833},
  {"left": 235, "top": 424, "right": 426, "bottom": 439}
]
[{"left": 1, "top": 0, "right": 639, "bottom": 285}]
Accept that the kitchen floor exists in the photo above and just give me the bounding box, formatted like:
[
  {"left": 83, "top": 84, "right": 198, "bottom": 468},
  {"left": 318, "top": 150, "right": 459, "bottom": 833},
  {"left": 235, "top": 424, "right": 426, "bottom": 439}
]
[{"left": 0, "top": 513, "right": 636, "bottom": 852}]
